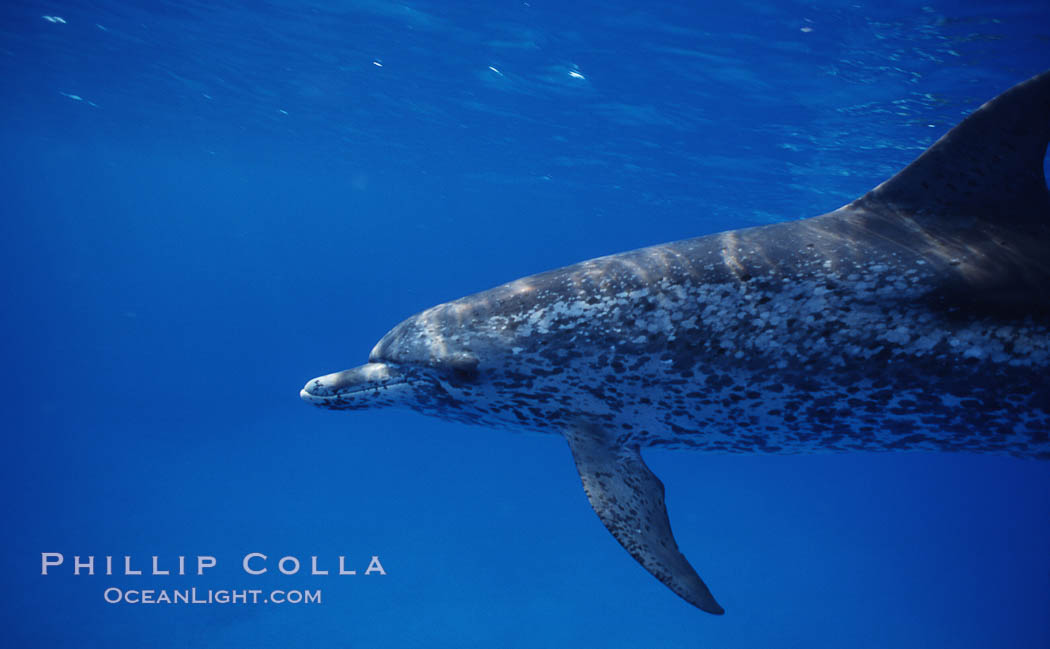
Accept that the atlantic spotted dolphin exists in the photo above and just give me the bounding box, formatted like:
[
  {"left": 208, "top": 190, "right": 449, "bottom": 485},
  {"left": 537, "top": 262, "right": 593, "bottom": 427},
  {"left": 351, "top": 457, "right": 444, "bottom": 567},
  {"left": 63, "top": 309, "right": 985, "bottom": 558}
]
[{"left": 301, "top": 71, "right": 1050, "bottom": 614}]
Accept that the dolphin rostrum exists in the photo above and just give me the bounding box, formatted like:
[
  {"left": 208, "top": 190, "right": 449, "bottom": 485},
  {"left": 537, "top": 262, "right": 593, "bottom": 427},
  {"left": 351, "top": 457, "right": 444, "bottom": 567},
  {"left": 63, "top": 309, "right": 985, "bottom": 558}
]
[{"left": 302, "top": 71, "right": 1050, "bottom": 614}]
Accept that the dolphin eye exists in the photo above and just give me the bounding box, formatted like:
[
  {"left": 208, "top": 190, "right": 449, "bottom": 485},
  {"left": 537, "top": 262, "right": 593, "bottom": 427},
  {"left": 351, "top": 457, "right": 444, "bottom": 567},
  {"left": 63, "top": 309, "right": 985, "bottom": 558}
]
[
  {"left": 443, "top": 353, "right": 479, "bottom": 383},
  {"left": 451, "top": 367, "right": 479, "bottom": 383}
]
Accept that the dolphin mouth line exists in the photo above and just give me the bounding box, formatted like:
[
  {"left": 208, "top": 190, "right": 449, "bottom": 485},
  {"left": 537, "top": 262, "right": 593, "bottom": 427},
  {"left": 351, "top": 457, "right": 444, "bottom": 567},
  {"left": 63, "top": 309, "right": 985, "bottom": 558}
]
[
  {"left": 299, "top": 377, "right": 414, "bottom": 402},
  {"left": 299, "top": 362, "right": 418, "bottom": 406}
]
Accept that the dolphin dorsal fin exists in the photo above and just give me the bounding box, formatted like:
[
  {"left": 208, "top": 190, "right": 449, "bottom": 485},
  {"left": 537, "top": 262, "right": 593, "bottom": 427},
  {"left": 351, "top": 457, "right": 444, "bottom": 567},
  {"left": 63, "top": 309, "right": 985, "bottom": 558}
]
[{"left": 853, "top": 70, "right": 1050, "bottom": 225}]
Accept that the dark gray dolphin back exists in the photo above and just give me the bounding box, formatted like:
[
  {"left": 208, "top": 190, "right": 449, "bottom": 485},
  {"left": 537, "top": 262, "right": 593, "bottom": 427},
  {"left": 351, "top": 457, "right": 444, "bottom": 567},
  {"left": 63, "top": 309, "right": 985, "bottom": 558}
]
[{"left": 855, "top": 69, "right": 1050, "bottom": 225}]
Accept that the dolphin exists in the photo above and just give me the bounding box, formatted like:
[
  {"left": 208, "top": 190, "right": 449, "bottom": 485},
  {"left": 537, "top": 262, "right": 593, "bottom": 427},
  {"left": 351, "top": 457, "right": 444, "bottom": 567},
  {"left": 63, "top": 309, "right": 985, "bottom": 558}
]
[{"left": 301, "top": 71, "right": 1050, "bottom": 614}]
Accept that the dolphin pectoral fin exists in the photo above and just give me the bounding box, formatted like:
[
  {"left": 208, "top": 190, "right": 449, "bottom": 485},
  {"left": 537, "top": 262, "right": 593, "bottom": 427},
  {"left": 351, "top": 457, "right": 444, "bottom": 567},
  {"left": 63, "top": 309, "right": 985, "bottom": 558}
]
[{"left": 564, "top": 426, "right": 725, "bottom": 615}]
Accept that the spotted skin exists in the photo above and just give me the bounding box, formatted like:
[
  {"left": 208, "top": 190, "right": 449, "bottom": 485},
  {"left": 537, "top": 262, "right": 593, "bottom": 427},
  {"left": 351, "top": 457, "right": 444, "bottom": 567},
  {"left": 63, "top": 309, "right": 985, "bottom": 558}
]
[
  {"left": 301, "top": 70, "right": 1050, "bottom": 613},
  {"left": 343, "top": 209, "right": 1050, "bottom": 458}
]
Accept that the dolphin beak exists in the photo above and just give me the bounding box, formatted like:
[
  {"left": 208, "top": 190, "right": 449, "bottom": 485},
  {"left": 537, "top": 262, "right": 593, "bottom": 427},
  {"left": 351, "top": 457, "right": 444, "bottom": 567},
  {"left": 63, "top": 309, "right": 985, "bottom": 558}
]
[{"left": 300, "top": 362, "right": 411, "bottom": 409}]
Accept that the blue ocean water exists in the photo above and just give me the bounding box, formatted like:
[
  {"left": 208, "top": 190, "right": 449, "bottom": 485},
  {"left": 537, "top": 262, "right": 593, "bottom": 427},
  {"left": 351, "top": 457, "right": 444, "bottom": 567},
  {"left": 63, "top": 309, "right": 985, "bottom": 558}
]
[{"left": 3, "top": 0, "right": 1049, "bottom": 646}]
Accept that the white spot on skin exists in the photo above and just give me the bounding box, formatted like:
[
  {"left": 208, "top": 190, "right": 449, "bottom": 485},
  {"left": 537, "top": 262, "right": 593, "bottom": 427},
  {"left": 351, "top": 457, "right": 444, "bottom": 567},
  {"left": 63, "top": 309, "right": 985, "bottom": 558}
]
[{"left": 884, "top": 326, "right": 910, "bottom": 345}]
